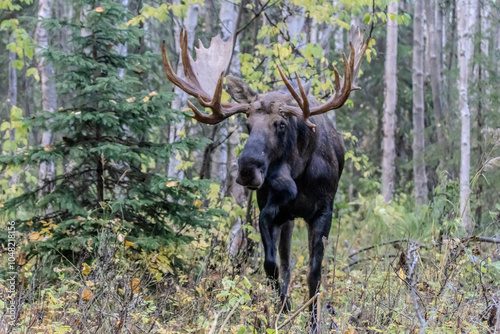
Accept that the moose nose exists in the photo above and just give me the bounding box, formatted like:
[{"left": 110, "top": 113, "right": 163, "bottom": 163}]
[{"left": 236, "top": 156, "right": 265, "bottom": 189}]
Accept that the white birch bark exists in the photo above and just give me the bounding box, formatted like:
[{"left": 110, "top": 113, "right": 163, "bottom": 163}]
[
  {"left": 35, "top": 0, "right": 57, "bottom": 189},
  {"left": 382, "top": 1, "right": 398, "bottom": 203},
  {"left": 283, "top": 3, "right": 306, "bottom": 48},
  {"left": 168, "top": 3, "right": 199, "bottom": 178},
  {"left": 413, "top": 0, "right": 427, "bottom": 205},
  {"left": 117, "top": 0, "right": 129, "bottom": 79},
  {"left": 457, "top": 0, "right": 474, "bottom": 234},
  {"left": 211, "top": 0, "right": 241, "bottom": 184}
]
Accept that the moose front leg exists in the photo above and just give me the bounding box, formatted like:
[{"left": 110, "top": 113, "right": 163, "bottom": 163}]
[
  {"left": 278, "top": 220, "right": 294, "bottom": 313},
  {"left": 259, "top": 206, "right": 281, "bottom": 290},
  {"left": 306, "top": 209, "right": 333, "bottom": 334}
]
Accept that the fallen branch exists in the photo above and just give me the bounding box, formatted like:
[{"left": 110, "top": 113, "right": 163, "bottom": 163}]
[
  {"left": 465, "top": 236, "right": 500, "bottom": 244},
  {"left": 277, "top": 293, "right": 319, "bottom": 331},
  {"left": 348, "top": 239, "right": 409, "bottom": 259}
]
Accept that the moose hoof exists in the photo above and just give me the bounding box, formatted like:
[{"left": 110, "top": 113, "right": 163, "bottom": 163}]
[{"left": 280, "top": 297, "right": 291, "bottom": 313}]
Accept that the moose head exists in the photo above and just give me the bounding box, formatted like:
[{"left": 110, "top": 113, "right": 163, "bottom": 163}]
[{"left": 162, "top": 28, "right": 369, "bottom": 191}]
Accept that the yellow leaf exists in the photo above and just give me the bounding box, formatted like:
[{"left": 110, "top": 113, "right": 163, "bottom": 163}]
[
  {"left": 82, "top": 289, "right": 93, "bottom": 300},
  {"left": 95, "top": 7, "right": 104, "bottom": 12},
  {"left": 343, "top": 329, "right": 357, "bottom": 334},
  {"left": 126, "top": 97, "right": 136, "bottom": 103},
  {"left": 16, "top": 253, "right": 26, "bottom": 265},
  {"left": 166, "top": 181, "right": 179, "bottom": 188},
  {"left": 131, "top": 278, "right": 140, "bottom": 294},
  {"left": 194, "top": 199, "right": 202, "bottom": 207},
  {"left": 149, "top": 91, "right": 158, "bottom": 98},
  {"left": 85, "top": 280, "right": 95, "bottom": 287},
  {"left": 143, "top": 96, "right": 150, "bottom": 102},
  {"left": 82, "top": 263, "right": 91, "bottom": 276},
  {"left": 398, "top": 268, "right": 406, "bottom": 281},
  {"left": 29, "top": 232, "right": 41, "bottom": 242},
  {"left": 124, "top": 240, "right": 134, "bottom": 248}
]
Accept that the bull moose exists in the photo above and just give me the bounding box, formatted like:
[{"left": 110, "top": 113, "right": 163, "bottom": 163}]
[{"left": 162, "top": 27, "right": 370, "bottom": 332}]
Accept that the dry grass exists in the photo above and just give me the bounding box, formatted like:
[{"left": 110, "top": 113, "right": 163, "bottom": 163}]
[{"left": 1, "top": 217, "right": 499, "bottom": 334}]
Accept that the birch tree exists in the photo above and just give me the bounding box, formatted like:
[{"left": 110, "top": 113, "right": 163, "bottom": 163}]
[
  {"left": 425, "top": 0, "right": 446, "bottom": 157},
  {"left": 168, "top": 3, "right": 200, "bottom": 178},
  {"left": 35, "top": 0, "right": 57, "bottom": 189},
  {"left": 457, "top": 0, "right": 475, "bottom": 234},
  {"left": 413, "top": 0, "right": 427, "bottom": 205},
  {"left": 382, "top": 1, "right": 398, "bottom": 203}
]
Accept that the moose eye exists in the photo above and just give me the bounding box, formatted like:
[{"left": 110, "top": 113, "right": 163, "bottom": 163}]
[{"left": 278, "top": 122, "right": 286, "bottom": 131}]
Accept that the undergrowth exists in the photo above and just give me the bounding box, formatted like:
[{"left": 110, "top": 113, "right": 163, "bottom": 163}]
[{"left": 1, "top": 186, "right": 499, "bottom": 334}]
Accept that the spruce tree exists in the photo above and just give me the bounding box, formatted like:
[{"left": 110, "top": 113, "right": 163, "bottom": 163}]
[{"left": 0, "top": 0, "right": 217, "bottom": 266}]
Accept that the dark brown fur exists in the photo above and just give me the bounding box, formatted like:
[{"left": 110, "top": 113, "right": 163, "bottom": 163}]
[{"left": 227, "top": 76, "right": 344, "bottom": 333}]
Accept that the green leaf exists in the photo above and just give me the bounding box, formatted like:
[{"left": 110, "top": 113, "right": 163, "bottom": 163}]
[
  {"left": 0, "top": 122, "right": 11, "bottom": 131},
  {"left": 12, "top": 59, "right": 24, "bottom": 70}
]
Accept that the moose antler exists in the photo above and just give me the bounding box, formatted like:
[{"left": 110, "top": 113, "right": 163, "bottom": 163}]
[
  {"left": 278, "top": 26, "right": 371, "bottom": 131},
  {"left": 162, "top": 30, "right": 249, "bottom": 124}
]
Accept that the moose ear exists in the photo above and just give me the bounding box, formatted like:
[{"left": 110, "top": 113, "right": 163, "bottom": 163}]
[
  {"left": 226, "top": 75, "right": 258, "bottom": 103},
  {"left": 278, "top": 79, "right": 312, "bottom": 96},
  {"left": 302, "top": 81, "right": 312, "bottom": 95}
]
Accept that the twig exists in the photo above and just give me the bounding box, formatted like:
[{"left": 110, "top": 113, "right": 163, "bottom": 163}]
[
  {"left": 217, "top": 302, "right": 240, "bottom": 334},
  {"left": 331, "top": 217, "right": 341, "bottom": 300},
  {"left": 408, "top": 243, "right": 426, "bottom": 333},
  {"left": 208, "top": 312, "right": 220, "bottom": 334},
  {"left": 494, "top": 298, "right": 500, "bottom": 334},
  {"left": 317, "top": 292, "right": 321, "bottom": 332},
  {"left": 348, "top": 239, "right": 410, "bottom": 258},
  {"left": 277, "top": 293, "right": 319, "bottom": 331}
]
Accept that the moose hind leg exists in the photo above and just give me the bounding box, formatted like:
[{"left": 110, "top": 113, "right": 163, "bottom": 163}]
[
  {"left": 278, "top": 220, "right": 294, "bottom": 313},
  {"left": 307, "top": 210, "right": 333, "bottom": 333}
]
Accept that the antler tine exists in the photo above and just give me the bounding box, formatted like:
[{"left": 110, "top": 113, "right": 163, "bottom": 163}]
[
  {"left": 162, "top": 32, "right": 249, "bottom": 125},
  {"left": 277, "top": 65, "right": 303, "bottom": 109},
  {"left": 179, "top": 30, "right": 210, "bottom": 101},
  {"left": 332, "top": 64, "right": 341, "bottom": 95},
  {"left": 162, "top": 39, "right": 201, "bottom": 98},
  {"left": 278, "top": 26, "right": 370, "bottom": 130},
  {"left": 198, "top": 71, "right": 224, "bottom": 111},
  {"left": 295, "top": 72, "right": 310, "bottom": 119},
  {"left": 190, "top": 71, "right": 249, "bottom": 124}
]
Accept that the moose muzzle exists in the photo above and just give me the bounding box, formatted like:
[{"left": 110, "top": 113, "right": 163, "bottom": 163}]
[{"left": 236, "top": 156, "right": 266, "bottom": 190}]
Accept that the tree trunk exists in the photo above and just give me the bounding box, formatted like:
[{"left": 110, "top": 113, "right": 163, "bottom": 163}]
[
  {"left": 425, "top": 0, "right": 446, "bottom": 159},
  {"left": 474, "top": 0, "right": 490, "bottom": 225},
  {"left": 168, "top": 3, "right": 199, "bottom": 178},
  {"left": 413, "top": 0, "right": 428, "bottom": 205},
  {"left": 457, "top": 0, "right": 474, "bottom": 234},
  {"left": 382, "top": 1, "right": 398, "bottom": 203},
  {"left": 35, "top": 0, "right": 57, "bottom": 190},
  {"left": 8, "top": 33, "right": 17, "bottom": 161}
]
